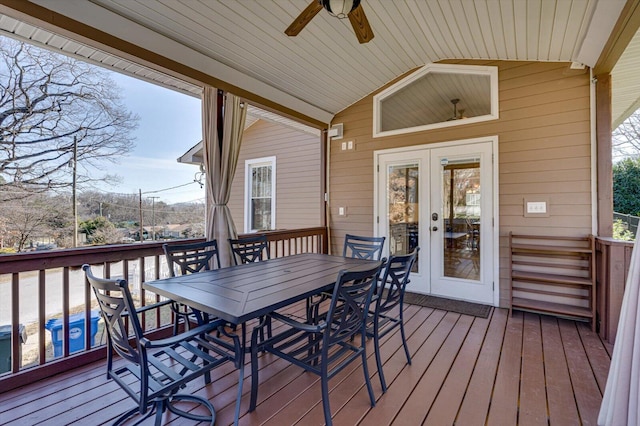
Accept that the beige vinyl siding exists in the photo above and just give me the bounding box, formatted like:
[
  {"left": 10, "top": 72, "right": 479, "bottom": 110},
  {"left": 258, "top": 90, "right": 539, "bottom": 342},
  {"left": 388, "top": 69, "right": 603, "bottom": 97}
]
[
  {"left": 228, "top": 120, "right": 322, "bottom": 232},
  {"left": 329, "top": 60, "right": 592, "bottom": 308}
]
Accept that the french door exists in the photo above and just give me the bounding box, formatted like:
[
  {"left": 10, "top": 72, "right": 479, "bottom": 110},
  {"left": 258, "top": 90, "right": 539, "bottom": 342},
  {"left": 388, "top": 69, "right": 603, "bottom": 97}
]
[{"left": 375, "top": 138, "right": 496, "bottom": 305}]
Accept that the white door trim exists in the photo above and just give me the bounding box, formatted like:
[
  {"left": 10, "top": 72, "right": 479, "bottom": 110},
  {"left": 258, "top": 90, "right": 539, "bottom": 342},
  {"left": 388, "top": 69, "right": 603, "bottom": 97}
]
[{"left": 373, "top": 135, "right": 500, "bottom": 307}]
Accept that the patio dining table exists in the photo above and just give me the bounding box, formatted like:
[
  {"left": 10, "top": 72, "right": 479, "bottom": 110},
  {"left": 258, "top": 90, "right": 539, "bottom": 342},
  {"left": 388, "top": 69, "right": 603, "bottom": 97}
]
[
  {"left": 143, "top": 252, "right": 380, "bottom": 331},
  {"left": 143, "top": 252, "right": 381, "bottom": 425}
]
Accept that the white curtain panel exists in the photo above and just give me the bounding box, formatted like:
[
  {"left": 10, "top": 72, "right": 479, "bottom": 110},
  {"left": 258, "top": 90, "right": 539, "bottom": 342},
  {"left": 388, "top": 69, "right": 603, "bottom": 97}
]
[
  {"left": 202, "top": 86, "right": 246, "bottom": 267},
  {"left": 599, "top": 233, "right": 640, "bottom": 425}
]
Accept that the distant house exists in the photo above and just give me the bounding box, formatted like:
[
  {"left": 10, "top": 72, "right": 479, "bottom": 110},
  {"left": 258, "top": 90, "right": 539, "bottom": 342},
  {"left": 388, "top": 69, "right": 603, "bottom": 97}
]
[{"left": 179, "top": 113, "right": 322, "bottom": 234}]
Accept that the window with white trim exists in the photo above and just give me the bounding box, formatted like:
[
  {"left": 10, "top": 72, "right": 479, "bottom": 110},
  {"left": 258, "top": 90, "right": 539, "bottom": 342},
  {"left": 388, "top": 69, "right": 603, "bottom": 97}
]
[
  {"left": 245, "top": 157, "right": 275, "bottom": 232},
  {"left": 373, "top": 64, "right": 499, "bottom": 137}
]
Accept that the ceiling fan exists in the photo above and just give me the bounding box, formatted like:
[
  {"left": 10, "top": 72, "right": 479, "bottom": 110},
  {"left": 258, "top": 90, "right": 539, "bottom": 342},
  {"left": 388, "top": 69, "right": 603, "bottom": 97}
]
[{"left": 285, "top": 0, "right": 374, "bottom": 44}]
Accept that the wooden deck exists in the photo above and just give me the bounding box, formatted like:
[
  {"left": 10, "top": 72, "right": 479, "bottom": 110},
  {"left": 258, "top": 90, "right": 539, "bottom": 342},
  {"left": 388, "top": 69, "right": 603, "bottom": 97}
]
[{"left": 0, "top": 304, "right": 612, "bottom": 425}]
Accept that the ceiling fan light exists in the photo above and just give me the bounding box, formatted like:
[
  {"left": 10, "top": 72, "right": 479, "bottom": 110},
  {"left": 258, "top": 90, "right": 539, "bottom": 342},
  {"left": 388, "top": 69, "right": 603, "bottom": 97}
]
[{"left": 322, "top": 0, "right": 361, "bottom": 19}]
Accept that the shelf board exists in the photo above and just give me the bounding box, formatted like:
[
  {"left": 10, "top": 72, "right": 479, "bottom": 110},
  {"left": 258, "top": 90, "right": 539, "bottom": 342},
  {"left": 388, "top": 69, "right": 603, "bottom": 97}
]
[
  {"left": 511, "top": 243, "right": 592, "bottom": 254},
  {"left": 511, "top": 270, "right": 593, "bottom": 287},
  {"left": 511, "top": 297, "right": 593, "bottom": 319}
]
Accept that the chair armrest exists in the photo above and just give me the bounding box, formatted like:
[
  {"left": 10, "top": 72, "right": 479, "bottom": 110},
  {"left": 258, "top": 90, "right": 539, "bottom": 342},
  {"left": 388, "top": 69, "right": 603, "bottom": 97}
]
[
  {"left": 136, "top": 299, "right": 173, "bottom": 313},
  {"left": 142, "top": 318, "right": 226, "bottom": 349},
  {"left": 121, "top": 299, "right": 172, "bottom": 317},
  {"left": 270, "top": 311, "right": 326, "bottom": 333}
]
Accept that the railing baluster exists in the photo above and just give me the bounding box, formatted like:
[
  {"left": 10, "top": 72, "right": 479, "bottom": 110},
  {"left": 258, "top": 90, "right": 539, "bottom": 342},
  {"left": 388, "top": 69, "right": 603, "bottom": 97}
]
[
  {"left": 62, "top": 267, "right": 70, "bottom": 358},
  {"left": 11, "top": 273, "right": 19, "bottom": 373},
  {"left": 38, "top": 270, "right": 46, "bottom": 365},
  {"left": 84, "top": 270, "right": 92, "bottom": 351}
]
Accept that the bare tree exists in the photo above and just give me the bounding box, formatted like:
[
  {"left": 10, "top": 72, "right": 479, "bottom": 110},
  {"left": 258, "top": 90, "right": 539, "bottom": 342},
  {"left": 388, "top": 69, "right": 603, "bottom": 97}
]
[
  {"left": 613, "top": 110, "right": 640, "bottom": 160},
  {"left": 0, "top": 38, "right": 138, "bottom": 201},
  {"left": 0, "top": 192, "right": 71, "bottom": 251}
]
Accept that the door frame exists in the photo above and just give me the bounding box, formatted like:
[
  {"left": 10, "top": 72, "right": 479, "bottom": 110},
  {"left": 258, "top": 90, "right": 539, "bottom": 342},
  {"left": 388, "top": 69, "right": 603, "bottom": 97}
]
[{"left": 373, "top": 135, "right": 500, "bottom": 307}]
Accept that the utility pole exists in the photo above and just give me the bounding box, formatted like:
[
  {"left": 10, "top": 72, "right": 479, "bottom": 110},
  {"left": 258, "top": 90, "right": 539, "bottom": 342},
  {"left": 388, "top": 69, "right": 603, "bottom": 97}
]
[
  {"left": 72, "top": 136, "right": 78, "bottom": 248},
  {"left": 148, "top": 196, "right": 159, "bottom": 240}
]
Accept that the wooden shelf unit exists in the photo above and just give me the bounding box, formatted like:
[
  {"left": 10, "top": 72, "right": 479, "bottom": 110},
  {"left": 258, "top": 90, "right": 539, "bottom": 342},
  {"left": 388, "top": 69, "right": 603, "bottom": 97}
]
[{"left": 509, "top": 233, "right": 596, "bottom": 330}]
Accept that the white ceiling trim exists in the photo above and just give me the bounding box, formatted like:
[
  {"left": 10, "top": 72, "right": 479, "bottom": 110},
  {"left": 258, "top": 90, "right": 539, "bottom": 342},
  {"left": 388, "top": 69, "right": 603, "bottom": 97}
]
[
  {"left": 612, "top": 27, "right": 640, "bottom": 127},
  {"left": 576, "top": 0, "right": 627, "bottom": 67},
  {"left": 29, "top": 0, "right": 334, "bottom": 125}
]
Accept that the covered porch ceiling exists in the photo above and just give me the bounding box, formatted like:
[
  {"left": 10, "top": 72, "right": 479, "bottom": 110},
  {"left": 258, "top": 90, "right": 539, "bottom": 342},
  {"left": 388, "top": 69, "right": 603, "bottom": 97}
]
[{"left": 0, "top": 0, "right": 640, "bottom": 128}]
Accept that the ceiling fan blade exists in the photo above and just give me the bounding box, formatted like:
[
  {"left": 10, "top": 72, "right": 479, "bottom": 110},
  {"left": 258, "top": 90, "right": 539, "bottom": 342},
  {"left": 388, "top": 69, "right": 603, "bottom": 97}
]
[
  {"left": 285, "top": 1, "right": 323, "bottom": 36},
  {"left": 348, "top": 4, "right": 374, "bottom": 44}
]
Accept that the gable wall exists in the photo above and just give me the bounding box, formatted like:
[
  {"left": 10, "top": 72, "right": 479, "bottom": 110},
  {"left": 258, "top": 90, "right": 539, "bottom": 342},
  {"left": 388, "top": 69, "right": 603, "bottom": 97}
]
[
  {"left": 229, "top": 120, "right": 322, "bottom": 232},
  {"left": 329, "top": 60, "right": 592, "bottom": 307}
]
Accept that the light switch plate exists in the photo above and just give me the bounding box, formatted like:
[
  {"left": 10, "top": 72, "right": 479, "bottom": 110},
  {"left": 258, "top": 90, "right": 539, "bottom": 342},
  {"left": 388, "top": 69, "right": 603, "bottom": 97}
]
[
  {"left": 524, "top": 198, "right": 550, "bottom": 217},
  {"left": 527, "top": 201, "right": 546, "bottom": 213}
]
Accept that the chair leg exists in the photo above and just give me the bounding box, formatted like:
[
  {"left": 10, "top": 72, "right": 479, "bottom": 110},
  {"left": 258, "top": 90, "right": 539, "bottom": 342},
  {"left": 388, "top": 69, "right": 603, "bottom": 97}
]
[
  {"left": 373, "top": 326, "right": 387, "bottom": 392},
  {"left": 154, "top": 400, "right": 164, "bottom": 426},
  {"left": 398, "top": 308, "right": 412, "bottom": 365},
  {"left": 321, "top": 375, "right": 333, "bottom": 426},
  {"left": 249, "top": 327, "right": 261, "bottom": 412},
  {"left": 400, "top": 322, "right": 412, "bottom": 365},
  {"left": 233, "top": 361, "right": 244, "bottom": 426},
  {"left": 172, "top": 316, "right": 179, "bottom": 336},
  {"left": 361, "top": 341, "right": 376, "bottom": 407}
]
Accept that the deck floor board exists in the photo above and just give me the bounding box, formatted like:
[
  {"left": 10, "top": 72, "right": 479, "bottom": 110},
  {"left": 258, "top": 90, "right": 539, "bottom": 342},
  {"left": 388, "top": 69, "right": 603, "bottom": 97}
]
[
  {"left": 519, "top": 312, "right": 548, "bottom": 426},
  {"left": 0, "top": 306, "right": 611, "bottom": 425}
]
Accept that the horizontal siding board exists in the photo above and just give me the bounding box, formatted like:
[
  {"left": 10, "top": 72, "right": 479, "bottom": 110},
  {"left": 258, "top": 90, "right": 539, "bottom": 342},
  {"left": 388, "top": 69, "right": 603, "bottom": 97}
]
[
  {"left": 500, "top": 157, "right": 590, "bottom": 173},
  {"left": 500, "top": 180, "right": 591, "bottom": 194},
  {"left": 501, "top": 169, "right": 591, "bottom": 184},
  {"left": 500, "top": 133, "right": 590, "bottom": 152},
  {"left": 501, "top": 85, "right": 588, "bottom": 108},
  {"left": 500, "top": 144, "right": 591, "bottom": 160}
]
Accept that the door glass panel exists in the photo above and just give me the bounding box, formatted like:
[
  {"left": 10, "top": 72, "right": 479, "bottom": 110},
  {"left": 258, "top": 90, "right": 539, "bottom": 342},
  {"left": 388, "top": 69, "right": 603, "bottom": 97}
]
[
  {"left": 441, "top": 159, "right": 480, "bottom": 280},
  {"left": 387, "top": 164, "right": 419, "bottom": 271}
]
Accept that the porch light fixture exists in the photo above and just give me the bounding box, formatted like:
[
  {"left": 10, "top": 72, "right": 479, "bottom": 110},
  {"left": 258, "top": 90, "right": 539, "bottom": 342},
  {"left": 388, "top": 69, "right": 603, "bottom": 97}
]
[
  {"left": 322, "top": 0, "right": 360, "bottom": 19},
  {"left": 194, "top": 163, "right": 205, "bottom": 188}
]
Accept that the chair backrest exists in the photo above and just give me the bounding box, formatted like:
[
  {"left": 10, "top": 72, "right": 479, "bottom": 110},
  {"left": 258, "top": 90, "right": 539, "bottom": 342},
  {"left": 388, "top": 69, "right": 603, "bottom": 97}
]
[
  {"left": 163, "top": 240, "right": 220, "bottom": 277},
  {"left": 82, "top": 264, "right": 142, "bottom": 364},
  {"left": 325, "top": 262, "right": 382, "bottom": 345},
  {"left": 377, "top": 248, "right": 419, "bottom": 314},
  {"left": 228, "top": 235, "right": 270, "bottom": 265},
  {"left": 343, "top": 234, "right": 386, "bottom": 260}
]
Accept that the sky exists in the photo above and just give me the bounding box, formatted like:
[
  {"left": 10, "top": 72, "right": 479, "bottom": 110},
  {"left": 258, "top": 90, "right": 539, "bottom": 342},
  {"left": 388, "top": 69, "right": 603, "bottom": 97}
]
[{"left": 89, "top": 72, "right": 205, "bottom": 204}]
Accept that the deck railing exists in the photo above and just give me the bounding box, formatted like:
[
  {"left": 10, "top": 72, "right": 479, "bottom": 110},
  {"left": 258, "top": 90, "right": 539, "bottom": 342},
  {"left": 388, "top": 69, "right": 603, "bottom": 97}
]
[
  {"left": 1, "top": 229, "right": 630, "bottom": 391},
  {"left": 0, "top": 226, "right": 327, "bottom": 390}
]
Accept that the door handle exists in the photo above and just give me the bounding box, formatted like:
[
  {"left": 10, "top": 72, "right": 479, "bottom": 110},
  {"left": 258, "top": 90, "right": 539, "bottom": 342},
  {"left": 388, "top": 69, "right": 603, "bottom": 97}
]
[
  {"left": 432, "top": 226, "right": 438, "bottom": 231},
  {"left": 432, "top": 213, "right": 438, "bottom": 221}
]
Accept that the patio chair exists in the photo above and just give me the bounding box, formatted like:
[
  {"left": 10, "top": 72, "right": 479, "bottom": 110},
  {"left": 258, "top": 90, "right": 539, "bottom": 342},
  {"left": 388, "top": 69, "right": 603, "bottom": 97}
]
[
  {"left": 343, "top": 234, "right": 386, "bottom": 260},
  {"left": 368, "top": 247, "right": 419, "bottom": 392},
  {"left": 307, "top": 233, "right": 386, "bottom": 320},
  {"left": 228, "top": 234, "right": 272, "bottom": 342},
  {"left": 228, "top": 234, "right": 270, "bottom": 265},
  {"left": 163, "top": 240, "right": 221, "bottom": 334},
  {"left": 465, "top": 218, "right": 480, "bottom": 250},
  {"left": 82, "top": 264, "right": 244, "bottom": 426},
  {"left": 248, "top": 262, "right": 383, "bottom": 426}
]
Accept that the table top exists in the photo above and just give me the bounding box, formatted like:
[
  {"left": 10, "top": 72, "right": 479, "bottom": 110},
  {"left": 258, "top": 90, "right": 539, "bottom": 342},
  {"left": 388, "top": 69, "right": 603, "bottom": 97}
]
[{"left": 143, "top": 253, "right": 380, "bottom": 324}]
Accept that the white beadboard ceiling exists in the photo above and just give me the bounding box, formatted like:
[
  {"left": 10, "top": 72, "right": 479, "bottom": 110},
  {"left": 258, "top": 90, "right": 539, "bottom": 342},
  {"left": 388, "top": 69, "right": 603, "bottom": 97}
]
[{"left": 1, "top": 0, "right": 638, "bottom": 126}]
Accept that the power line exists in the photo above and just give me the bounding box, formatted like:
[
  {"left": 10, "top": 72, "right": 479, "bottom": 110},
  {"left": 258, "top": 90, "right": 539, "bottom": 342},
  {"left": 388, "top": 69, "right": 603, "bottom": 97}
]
[
  {"left": 81, "top": 180, "right": 203, "bottom": 199},
  {"left": 141, "top": 181, "right": 198, "bottom": 195}
]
